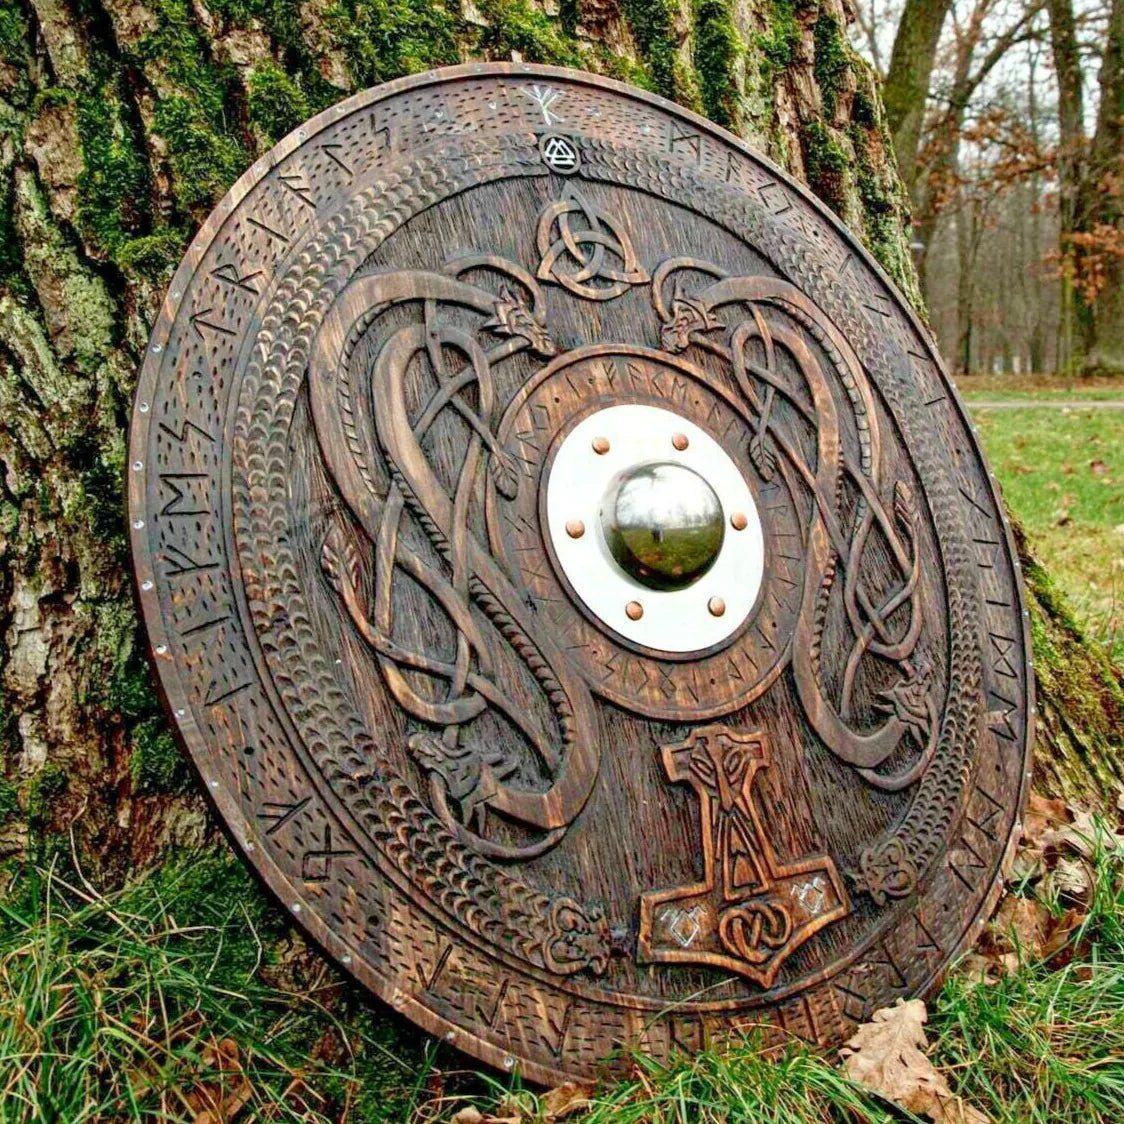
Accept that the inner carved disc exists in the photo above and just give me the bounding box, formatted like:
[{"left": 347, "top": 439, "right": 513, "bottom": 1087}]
[{"left": 601, "top": 462, "right": 724, "bottom": 591}]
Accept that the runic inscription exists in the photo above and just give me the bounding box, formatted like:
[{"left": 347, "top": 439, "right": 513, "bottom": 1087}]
[{"left": 128, "top": 63, "right": 1033, "bottom": 1084}]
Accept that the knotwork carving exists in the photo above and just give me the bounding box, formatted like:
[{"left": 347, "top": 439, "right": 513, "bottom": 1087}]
[
  {"left": 535, "top": 188, "right": 649, "bottom": 299},
  {"left": 653, "top": 261, "right": 936, "bottom": 805},
  {"left": 310, "top": 255, "right": 602, "bottom": 863}
]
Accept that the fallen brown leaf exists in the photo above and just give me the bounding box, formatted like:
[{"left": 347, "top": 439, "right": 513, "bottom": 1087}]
[
  {"left": 1041, "top": 907, "right": 1084, "bottom": 962},
  {"left": 1050, "top": 856, "right": 1093, "bottom": 898},
  {"left": 991, "top": 895, "right": 1050, "bottom": 961},
  {"left": 1042, "top": 809, "right": 1124, "bottom": 860},
  {"left": 188, "top": 1037, "right": 254, "bottom": 1124},
  {"left": 540, "top": 1081, "right": 597, "bottom": 1119},
  {"left": 449, "top": 1107, "right": 519, "bottom": 1124},
  {"left": 841, "top": 999, "right": 990, "bottom": 1124},
  {"left": 1023, "top": 792, "right": 1069, "bottom": 848}
]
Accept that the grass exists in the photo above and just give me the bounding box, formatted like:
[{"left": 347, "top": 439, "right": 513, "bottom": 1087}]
[
  {"left": 0, "top": 852, "right": 443, "bottom": 1122},
  {"left": 958, "top": 374, "right": 1124, "bottom": 400},
  {"left": 929, "top": 850, "right": 1124, "bottom": 1122},
  {"left": 962, "top": 387, "right": 1124, "bottom": 664},
  {"left": 1, "top": 839, "right": 1121, "bottom": 1122}
]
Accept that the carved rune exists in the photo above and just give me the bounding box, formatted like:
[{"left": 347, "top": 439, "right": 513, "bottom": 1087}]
[{"left": 639, "top": 726, "right": 849, "bottom": 988}]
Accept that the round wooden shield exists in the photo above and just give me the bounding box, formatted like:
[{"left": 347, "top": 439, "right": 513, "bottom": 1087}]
[{"left": 128, "top": 63, "right": 1033, "bottom": 1083}]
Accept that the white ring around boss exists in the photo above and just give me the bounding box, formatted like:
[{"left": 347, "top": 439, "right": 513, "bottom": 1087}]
[{"left": 544, "top": 404, "right": 765, "bottom": 654}]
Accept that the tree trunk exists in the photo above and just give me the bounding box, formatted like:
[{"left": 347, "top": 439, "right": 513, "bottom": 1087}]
[
  {"left": 0, "top": 0, "right": 1119, "bottom": 898},
  {"left": 1080, "top": 0, "right": 1124, "bottom": 374},
  {"left": 882, "top": 0, "right": 953, "bottom": 199},
  {"left": 1046, "top": 0, "right": 1093, "bottom": 372}
]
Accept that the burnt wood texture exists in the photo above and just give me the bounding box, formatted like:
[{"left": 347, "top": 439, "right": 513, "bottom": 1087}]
[{"left": 127, "top": 64, "right": 1033, "bottom": 1083}]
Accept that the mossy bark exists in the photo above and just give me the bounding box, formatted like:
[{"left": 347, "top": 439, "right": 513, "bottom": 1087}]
[{"left": 0, "top": 0, "right": 1118, "bottom": 899}]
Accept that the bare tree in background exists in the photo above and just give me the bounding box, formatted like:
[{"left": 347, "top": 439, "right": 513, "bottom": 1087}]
[{"left": 883, "top": 0, "right": 956, "bottom": 195}]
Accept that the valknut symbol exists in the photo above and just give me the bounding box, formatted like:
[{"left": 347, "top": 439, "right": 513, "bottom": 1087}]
[
  {"left": 535, "top": 188, "right": 649, "bottom": 300},
  {"left": 639, "top": 726, "right": 849, "bottom": 988}
]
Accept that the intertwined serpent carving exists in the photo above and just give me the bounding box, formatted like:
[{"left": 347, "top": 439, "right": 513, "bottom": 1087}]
[
  {"left": 310, "top": 256, "right": 602, "bottom": 861},
  {"left": 235, "top": 142, "right": 611, "bottom": 978},
  {"left": 654, "top": 261, "right": 936, "bottom": 795}
]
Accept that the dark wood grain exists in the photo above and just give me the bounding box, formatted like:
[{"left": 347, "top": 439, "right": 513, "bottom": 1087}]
[{"left": 127, "top": 63, "right": 1033, "bottom": 1084}]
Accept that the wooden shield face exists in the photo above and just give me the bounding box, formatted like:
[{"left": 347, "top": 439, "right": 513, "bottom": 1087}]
[{"left": 128, "top": 64, "right": 1033, "bottom": 1083}]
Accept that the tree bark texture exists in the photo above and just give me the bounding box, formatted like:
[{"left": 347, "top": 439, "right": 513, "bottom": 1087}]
[
  {"left": 0, "top": 0, "right": 1119, "bottom": 889},
  {"left": 1081, "top": 0, "right": 1124, "bottom": 373},
  {"left": 1047, "top": 0, "right": 1124, "bottom": 374},
  {"left": 881, "top": 0, "right": 952, "bottom": 198}
]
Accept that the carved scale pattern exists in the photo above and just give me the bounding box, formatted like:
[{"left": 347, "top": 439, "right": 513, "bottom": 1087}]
[{"left": 234, "top": 139, "right": 610, "bottom": 975}]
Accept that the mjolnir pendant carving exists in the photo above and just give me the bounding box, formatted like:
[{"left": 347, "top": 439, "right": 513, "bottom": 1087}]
[
  {"left": 128, "top": 63, "right": 1033, "bottom": 1083},
  {"left": 640, "top": 727, "right": 848, "bottom": 988}
]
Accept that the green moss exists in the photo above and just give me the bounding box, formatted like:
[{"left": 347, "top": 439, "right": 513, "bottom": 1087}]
[
  {"left": 114, "top": 229, "right": 186, "bottom": 277},
  {"left": 802, "top": 119, "right": 848, "bottom": 214},
  {"left": 477, "top": 0, "right": 584, "bottom": 65},
  {"left": 693, "top": 0, "right": 742, "bottom": 130},
  {"left": 1016, "top": 524, "right": 1124, "bottom": 799},
  {"left": 248, "top": 61, "right": 312, "bottom": 143},
  {"left": 593, "top": 43, "right": 654, "bottom": 91},
  {"left": 323, "top": 0, "right": 459, "bottom": 88},
  {"left": 756, "top": 0, "right": 799, "bottom": 75},
  {"left": 623, "top": 0, "right": 680, "bottom": 99},
  {"left": 0, "top": 778, "right": 18, "bottom": 823},
  {"left": 151, "top": 96, "right": 247, "bottom": 219},
  {"left": 0, "top": 0, "right": 25, "bottom": 58},
  {"left": 75, "top": 81, "right": 153, "bottom": 261},
  {"left": 0, "top": 0, "right": 31, "bottom": 104},
  {"left": 130, "top": 718, "right": 192, "bottom": 794},
  {"left": 852, "top": 86, "right": 876, "bottom": 128},
  {"left": 206, "top": 0, "right": 302, "bottom": 47},
  {"left": 106, "top": 642, "right": 158, "bottom": 722},
  {"left": 0, "top": 120, "right": 28, "bottom": 296},
  {"left": 26, "top": 762, "right": 67, "bottom": 831},
  {"left": 746, "top": 0, "right": 801, "bottom": 128},
  {"left": 64, "top": 428, "right": 127, "bottom": 554},
  {"left": 130, "top": 0, "right": 251, "bottom": 217},
  {"left": 812, "top": 10, "right": 847, "bottom": 121},
  {"left": 15, "top": 168, "right": 117, "bottom": 375}
]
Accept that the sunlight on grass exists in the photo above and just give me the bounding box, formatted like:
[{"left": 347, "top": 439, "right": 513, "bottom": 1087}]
[
  {"left": 930, "top": 844, "right": 1124, "bottom": 1123},
  {"left": 0, "top": 838, "right": 1121, "bottom": 1121},
  {"left": 448, "top": 842, "right": 1124, "bottom": 1124}
]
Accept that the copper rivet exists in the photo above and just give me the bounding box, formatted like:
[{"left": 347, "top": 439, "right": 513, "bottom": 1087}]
[
  {"left": 730, "top": 511, "right": 748, "bottom": 531},
  {"left": 708, "top": 596, "right": 726, "bottom": 617},
  {"left": 671, "top": 432, "right": 689, "bottom": 451},
  {"left": 566, "top": 519, "right": 585, "bottom": 539},
  {"left": 625, "top": 600, "right": 644, "bottom": 621},
  {"left": 592, "top": 436, "right": 610, "bottom": 455}
]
